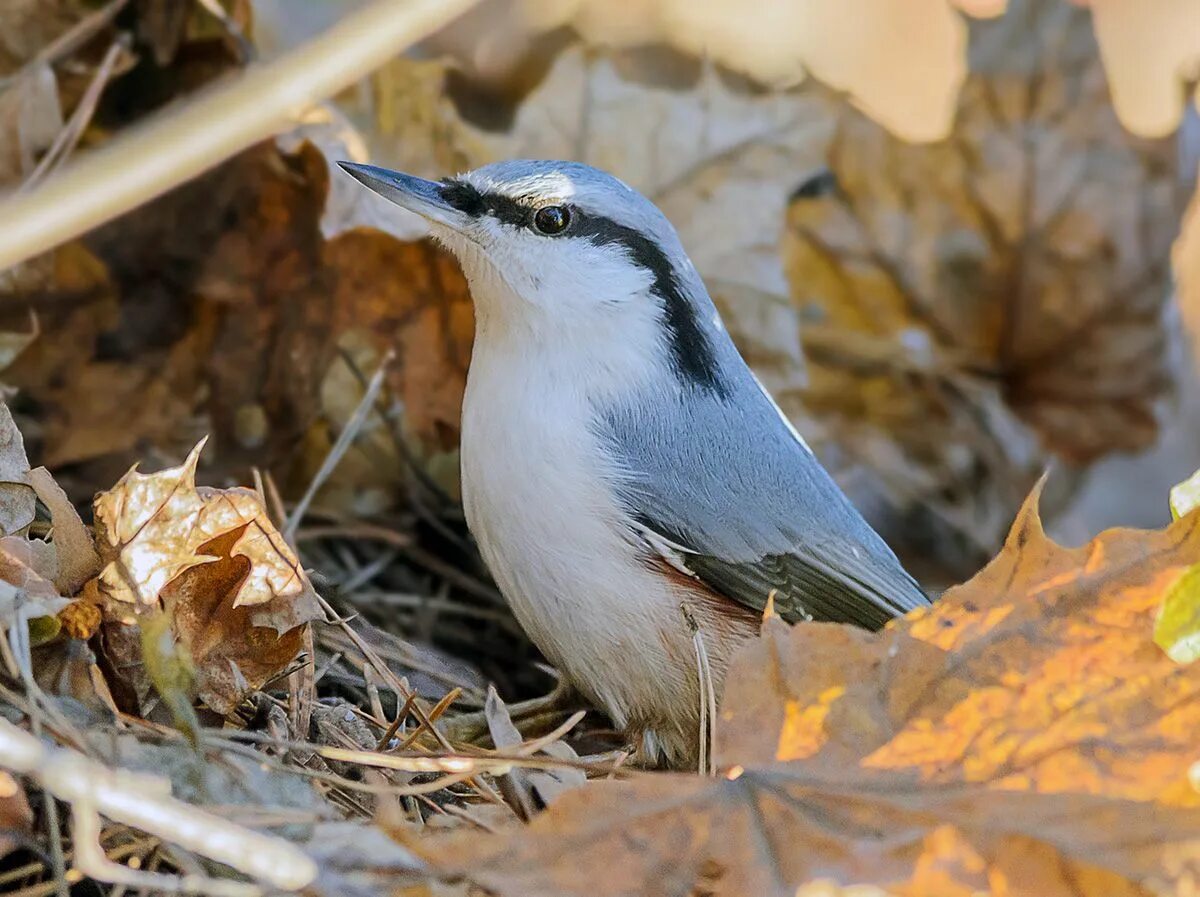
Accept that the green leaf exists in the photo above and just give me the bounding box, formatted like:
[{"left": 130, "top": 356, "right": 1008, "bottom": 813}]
[
  {"left": 140, "top": 609, "right": 201, "bottom": 744},
  {"left": 1154, "top": 563, "right": 1200, "bottom": 664}
]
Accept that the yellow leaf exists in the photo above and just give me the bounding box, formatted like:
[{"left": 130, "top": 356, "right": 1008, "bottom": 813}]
[
  {"left": 1170, "top": 468, "right": 1200, "bottom": 520},
  {"left": 1155, "top": 563, "right": 1200, "bottom": 664},
  {"left": 437, "top": 486, "right": 1200, "bottom": 896}
]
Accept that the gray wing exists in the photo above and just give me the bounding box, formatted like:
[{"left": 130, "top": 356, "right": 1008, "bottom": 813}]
[{"left": 600, "top": 377, "right": 929, "bottom": 631}]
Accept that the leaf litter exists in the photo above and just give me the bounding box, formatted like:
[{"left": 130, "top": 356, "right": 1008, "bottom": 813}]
[
  {"left": 437, "top": 486, "right": 1200, "bottom": 897},
  {"left": 2, "top": 2, "right": 1200, "bottom": 896}
]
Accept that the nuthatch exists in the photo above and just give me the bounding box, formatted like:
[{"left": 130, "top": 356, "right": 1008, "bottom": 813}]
[{"left": 340, "top": 159, "right": 929, "bottom": 767}]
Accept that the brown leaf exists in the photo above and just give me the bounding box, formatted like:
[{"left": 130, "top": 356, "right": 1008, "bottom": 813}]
[
  {"left": 788, "top": 2, "right": 1181, "bottom": 467},
  {"left": 166, "top": 522, "right": 313, "bottom": 714},
  {"left": 92, "top": 440, "right": 311, "bottom": 616},
  {"left": 0, "top": 771, "right": 32, "bottom": 861},
  {"left": 88, "top": 439, "right": 320, "bottom": 713},
  {"left": 720, "top": 486, "right": 1200, "bottom": 804},
  {"left": 438, "top": 489, "right": 1200, "bottom": 896},
  {"left": 26, "top": 466, "right": 100, "bottom": 594},
  {"left": 1, "top": 142, "right": 338, "bottom": 487},
  {"left": 0, "top": 403, "right": 35, "bottom": 537},
  {"left": 326, "top": 233, "right": 474, "bottom": 453},
  {"left": 0, "top": 535, "right": 68, "bottom": 644}
]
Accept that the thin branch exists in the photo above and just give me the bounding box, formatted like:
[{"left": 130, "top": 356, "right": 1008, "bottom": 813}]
[
  {"left": 0, "top": 719, "right": 317, "bottom": 892},
  {"left": 284, "top": 351, "right": 391, "bottom": 542},
  {"left": 0, "top": 0, "right": 481, "bottom": 272}
]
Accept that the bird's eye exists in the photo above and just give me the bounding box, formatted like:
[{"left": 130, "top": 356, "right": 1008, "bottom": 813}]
[{"left": 532, "top": 205, "right": 571, "bottom": 235}]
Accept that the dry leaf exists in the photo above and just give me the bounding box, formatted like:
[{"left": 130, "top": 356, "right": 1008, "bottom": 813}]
[
  {"left": 25, "top": 466, "right": 99, "bottom": 594},
  {"left": 0, "top": 771, "right": 32, "bottom": 861},
  {"left": 0, "top": 403, "right": 34, "bottom": 537},
  {"left": 438, "top": 486, "right": 1200, "bottom": 896},
  {"left": 786, "top": 0, "right": 1183, "bottom": 569},
  {"left": 1, "top": 142, "right": 338, "bottom": 487},
  {"left": 0, "top": 535, "right": 68, "bottom": 645},
  {"left": 89, "top": 439, "right": 320, "bottom": 713},
  {"left": 1083, "top": 0, "right": 1200, "bottom": 137},
  {"left": 92, "top": 439, "right": 314, "bottom": 618},
  {"left": 327, "top": 234, "right": 474, "bottom": 453}
]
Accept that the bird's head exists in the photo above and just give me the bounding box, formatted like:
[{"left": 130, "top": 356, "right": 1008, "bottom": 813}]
[{"left": 338, "top": 159, "right": 728, "bottom": 392}]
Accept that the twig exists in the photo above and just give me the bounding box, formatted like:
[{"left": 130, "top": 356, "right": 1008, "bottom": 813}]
[
  {"left": 21, "top": 38, "right": 128, "bottom": 192},
  {"left": 0, "top": 719, "right": 317, "bottom": 893},
  {"left": 26, "top": 0, "right": 130, "bottom": 73},
  {"left": 0, "top": 0, "right": 482, "bottom": 272},
  {"left": 681, "top": 604, "right": 717, "bottom": 776},
  {"left": 284, "top": 352, "right": 391, "bottom": 541}
]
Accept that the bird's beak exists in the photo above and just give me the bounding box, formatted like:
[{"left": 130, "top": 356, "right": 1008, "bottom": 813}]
[{"left": 337, "top": 162, "right": 466, "bottom": 231}]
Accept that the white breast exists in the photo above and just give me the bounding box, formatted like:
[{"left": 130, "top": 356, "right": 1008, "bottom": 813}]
[{"left": 460, "top": 337, "right": 693, "bottom": 730}]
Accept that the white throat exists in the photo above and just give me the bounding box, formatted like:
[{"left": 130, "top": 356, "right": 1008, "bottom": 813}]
[{"left": 446, "top": 234, "right": 671, "bottom": 407}]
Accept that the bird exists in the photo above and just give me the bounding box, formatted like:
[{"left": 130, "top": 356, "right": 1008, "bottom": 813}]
[{"left": 338, "top": 159, "right": 930, "bottom": 768}]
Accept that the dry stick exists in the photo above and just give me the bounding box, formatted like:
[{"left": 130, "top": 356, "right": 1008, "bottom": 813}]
[
  {"left": 680, "top": 604, "right": 717, "bottom": 776},
  {"left": 0, "top": 719, "right": 316, "bottom": 894},
  {"left": 314, "top": 593, "right": 507, "bottom": 808},
  {"left": 21, "top": 38, "right": 128, "bottom": 193},
  {"left": 0, "top": 0, "right": 481, "bottom": 272},
  {"left": 26, "top": 0, "right": 130, "bottom": 72},
  {"left": 284, "top": 352, "right": 391, "bottom": 541}
]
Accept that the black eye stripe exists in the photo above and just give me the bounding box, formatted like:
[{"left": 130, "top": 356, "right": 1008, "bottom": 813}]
[
  {"left": 436, "top": 179, "right": 725, "bottom": 394},
  {"left": 439, "top": 180, "right": 530, "bottom": 227},
  {"left": 570, "top": 211, "right": 724, "bottom": 394}
]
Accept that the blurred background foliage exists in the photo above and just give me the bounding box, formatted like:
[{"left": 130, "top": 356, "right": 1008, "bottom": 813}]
[
  {"left": 2, "top": 3, "right": 1200, "bottom": 891},
  {"left": 1, "top": 0, "right": 1198, "bottom": 603}
]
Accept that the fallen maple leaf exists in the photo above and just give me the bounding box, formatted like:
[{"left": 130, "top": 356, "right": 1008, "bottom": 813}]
[
  {"left": 89, "top": 439, "right": 321, "bottom": 713},
  {"left": 436, "top": 485, "right": 1200, "bottom": 896},
  {"left": 786, "top": 0, "right": 1184, "bottom": 572}
]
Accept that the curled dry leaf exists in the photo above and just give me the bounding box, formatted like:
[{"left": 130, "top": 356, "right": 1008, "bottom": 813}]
[
  {"left": 438, "top": 486, "right": 1200, "bottom": 896},
  {"left": 89, "top": 439, "right": 320, "bottom": 713},
  {"left": 25, "top": 466, "right": 99, "bottom": 594}
]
